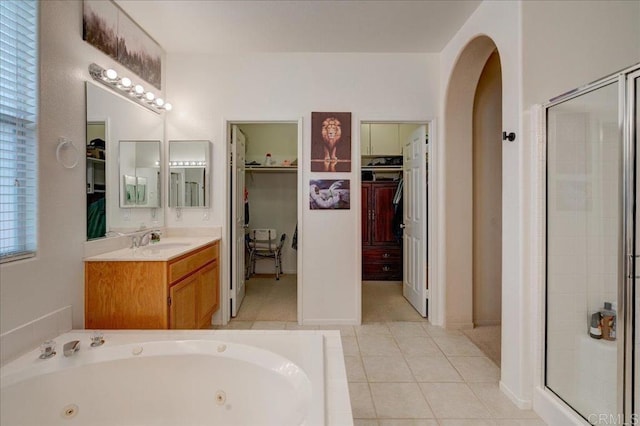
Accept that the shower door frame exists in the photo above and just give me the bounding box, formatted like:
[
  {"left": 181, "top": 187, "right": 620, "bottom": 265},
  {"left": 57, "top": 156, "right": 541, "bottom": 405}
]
[
  {"left": 543, "top": 63, "right": 639, "bottom": 424},
  {"left": 624, "top": 68, "right": 639, "bottom": 422}
]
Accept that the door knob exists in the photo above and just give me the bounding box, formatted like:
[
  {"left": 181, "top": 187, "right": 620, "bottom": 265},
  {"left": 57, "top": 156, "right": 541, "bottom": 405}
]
[{"left": 399, "top": 223, "right": 406, "bottom": 229}]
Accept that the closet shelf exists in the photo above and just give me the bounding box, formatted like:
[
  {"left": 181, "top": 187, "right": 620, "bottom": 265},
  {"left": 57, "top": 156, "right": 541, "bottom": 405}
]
[
  {"left": 361, "top": 166, "right": 402, "bottom": 172},
  {"left": 245, "top": 166, "right": 297, "bottom": 173}
]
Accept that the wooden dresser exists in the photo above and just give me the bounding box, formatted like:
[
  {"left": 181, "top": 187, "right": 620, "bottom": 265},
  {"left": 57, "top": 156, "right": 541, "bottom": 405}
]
[{"left": 362, "top": 181, "right": 402, "bottom": 280}]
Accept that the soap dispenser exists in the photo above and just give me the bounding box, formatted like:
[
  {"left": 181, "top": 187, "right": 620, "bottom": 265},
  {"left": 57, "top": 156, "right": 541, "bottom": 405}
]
[{"left": 600, "top": 302, "right": 616, "bottom": 341}]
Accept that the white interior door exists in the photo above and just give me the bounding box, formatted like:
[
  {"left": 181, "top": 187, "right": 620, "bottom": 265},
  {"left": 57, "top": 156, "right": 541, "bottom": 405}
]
[
  {"left": 402, "top": 125, "right": 428, "bottom": 317},
  {"left": 231, "top": 125, "right": 246, "bottom": 317}
]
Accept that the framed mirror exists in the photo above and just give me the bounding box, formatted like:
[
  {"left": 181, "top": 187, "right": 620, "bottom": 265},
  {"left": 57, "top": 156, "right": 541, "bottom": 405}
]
[
  {"left": 168, "top": 140, "right": 211, "bottom": 208},
  {"left": 86, "top": 82, "right": 165, "bottom": 240},
  {"left": 119, "top": 140, "right": 161, "bottom": 208}
]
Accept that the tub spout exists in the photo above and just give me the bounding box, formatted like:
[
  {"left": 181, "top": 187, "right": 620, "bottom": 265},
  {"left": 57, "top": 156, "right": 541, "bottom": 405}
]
[{"left": 63, "top": 340, "right": 80, "bottom": 357}]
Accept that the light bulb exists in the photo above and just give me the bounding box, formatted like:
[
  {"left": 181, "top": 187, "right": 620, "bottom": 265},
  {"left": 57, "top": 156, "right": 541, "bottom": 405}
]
[
  {"left": 134, "top": 84, "right": 144, "bottom": 95},
  {"left": 104, "top": 68, "right": 117, "bottom": 81},
  {"left": 154, "top": 98, "right": 164, "bottom": 107},
  {"left": 163, "top": 103, "right": 172, "bottom": 111},
  {"left": 145, "top": 92, "right": 155, "bottom": 102},
  {"left": 120, "top": 77, "right": 132, "bottom": 88}
]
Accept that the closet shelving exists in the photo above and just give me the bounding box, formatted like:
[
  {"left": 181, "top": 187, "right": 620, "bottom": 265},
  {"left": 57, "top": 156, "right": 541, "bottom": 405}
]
[{"left": 245, "top": 165, "right": 297, "bottom": 173}]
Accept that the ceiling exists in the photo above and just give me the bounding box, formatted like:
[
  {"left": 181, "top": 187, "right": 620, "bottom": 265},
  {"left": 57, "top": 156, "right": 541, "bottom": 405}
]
[{"left": 115, "top": 0, "right": 481, "bottom": 55}]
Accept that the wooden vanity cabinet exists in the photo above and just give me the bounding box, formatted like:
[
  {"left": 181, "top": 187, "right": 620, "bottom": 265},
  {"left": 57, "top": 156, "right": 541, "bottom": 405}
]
[{"left": 85, "top": 241, "right": 219, "bottom": 330}]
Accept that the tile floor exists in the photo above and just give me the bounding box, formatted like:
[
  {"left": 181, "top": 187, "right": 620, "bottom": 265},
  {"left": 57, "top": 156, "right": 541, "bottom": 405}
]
[{"left": 215, "top": 276, "right": 547, "bottom": 425}]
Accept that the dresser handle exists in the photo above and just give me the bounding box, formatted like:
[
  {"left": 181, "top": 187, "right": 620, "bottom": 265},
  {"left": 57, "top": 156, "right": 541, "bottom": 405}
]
[
  {"left": 382, "top": 253, "right": 390, "bottom": 258},
  {"left": 382, "top": 266, "right": 391, "bottom": 272}
]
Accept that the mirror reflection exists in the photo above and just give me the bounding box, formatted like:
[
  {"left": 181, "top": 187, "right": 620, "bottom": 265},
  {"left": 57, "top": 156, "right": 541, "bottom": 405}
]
[
  {"left": 169, "top": 140, "right": 211, "bottom": 208},
  {"left": 86, "top": 121, "right": 106, "bottom": 239},
  {"left": 119, "top": 141, "right": 161, "bottom": 208},
  {"left": 86, "top": 82, "right": 165, "bottom": 240}
]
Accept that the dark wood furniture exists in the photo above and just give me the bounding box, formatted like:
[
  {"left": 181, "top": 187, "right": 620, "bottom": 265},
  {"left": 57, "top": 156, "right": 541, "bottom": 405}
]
[{"left": 362, "top": 181, "right": 402, "bottom": 280}]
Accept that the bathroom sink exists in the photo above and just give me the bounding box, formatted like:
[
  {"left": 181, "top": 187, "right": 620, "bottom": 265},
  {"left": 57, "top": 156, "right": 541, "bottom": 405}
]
[{"left": 137, "top": 242, "right": 192, "bottom": 256}]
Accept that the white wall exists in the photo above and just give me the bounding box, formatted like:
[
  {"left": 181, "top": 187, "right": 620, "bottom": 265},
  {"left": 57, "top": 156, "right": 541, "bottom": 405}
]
[
  {"left": 472, "top": 51, "right": 502, "bottom": 326},
  {"left": 439, "top": 0, "right": 526, "bottom": 407},
  {"left": 165, "top": 52, "right": 439, "bottom": 323},
  {"left": 0, "top": 0, "right": 167, "bottom": 334}
]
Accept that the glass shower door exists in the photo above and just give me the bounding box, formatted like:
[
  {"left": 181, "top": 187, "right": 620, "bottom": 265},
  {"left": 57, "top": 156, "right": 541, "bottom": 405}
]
[
  {"left": 632, "top": 70, "right": 639, "bottom": 421},
  {"left": 546, "top": 81, "right": 622, "bottom": 421}
]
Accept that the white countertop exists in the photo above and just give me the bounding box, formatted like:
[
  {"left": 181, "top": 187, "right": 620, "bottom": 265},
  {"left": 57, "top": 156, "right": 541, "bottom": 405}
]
[{"left": 83, "top": 236, "right": 219, "bottom": 262}]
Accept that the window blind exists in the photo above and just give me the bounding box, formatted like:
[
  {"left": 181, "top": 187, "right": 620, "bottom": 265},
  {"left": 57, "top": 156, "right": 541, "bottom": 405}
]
[{"left": 0, "top": 0, "right": 38, "bottom": 263}]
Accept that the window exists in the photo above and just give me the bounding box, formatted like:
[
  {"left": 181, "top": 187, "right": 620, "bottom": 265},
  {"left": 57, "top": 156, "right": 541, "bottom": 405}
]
[{"left": 0, "top": 0, "right": 38, "bottom": 263}]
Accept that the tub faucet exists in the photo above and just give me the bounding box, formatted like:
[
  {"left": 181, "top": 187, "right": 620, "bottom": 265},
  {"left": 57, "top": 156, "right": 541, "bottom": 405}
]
[{"left": 63, "top": 340, "right": 80, "bottom": 357}]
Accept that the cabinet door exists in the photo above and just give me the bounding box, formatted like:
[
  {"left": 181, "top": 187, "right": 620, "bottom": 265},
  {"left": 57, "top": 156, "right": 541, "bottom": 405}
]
[
  {"left": 370, "top": 124, "right": 400, "bottom": 156},
  {"left": 170, "top": 273, "right": 198, "bottom": 329},
  {"left": 360, "top": 123, "right": 371, "bottom": 155},
  {"left": 362, "top": 184, "right": 371, "bottom": 244},
  {"left": 371, "top": 184, "right": 398, "bottom": 245},
  {"left": 196, "top": 261, "right": 219, "bottom": 328}
]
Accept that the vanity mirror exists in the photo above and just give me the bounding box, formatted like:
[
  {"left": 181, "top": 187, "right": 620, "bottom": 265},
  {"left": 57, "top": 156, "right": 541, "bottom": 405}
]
[
  {"left": 86, "top": 82, "right": 165, "bottom": 240},
  {"left": 168, "top": 140, "right": 211, "bottom": 208},
  {"left": 119, "top": 140, "right": 161, "bottom": 208}
]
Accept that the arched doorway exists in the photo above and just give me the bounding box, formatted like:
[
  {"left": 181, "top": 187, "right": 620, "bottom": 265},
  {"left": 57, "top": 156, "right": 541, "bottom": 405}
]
[{"left": 443, "top": 36, "right": 503, "bottom": 364}]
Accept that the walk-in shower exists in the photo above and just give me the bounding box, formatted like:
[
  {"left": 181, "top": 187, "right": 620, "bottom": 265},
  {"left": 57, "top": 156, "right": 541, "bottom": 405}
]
[{"left": 545, "top": 64, "right": 638, "bottom": 424}]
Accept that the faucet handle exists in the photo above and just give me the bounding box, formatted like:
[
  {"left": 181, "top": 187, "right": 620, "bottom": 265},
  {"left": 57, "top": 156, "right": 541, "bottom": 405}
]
[
  {"left": 39, "top": 340, "right": 56, "bottom": 359},
  {"left": 90, "top": 331, "right": 104, "bottom": 347}
]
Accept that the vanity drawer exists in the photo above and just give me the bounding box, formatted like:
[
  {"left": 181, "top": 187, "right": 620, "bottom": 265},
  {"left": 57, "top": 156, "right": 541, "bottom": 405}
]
[{"left": 169, "top": 243, "right": 218, "bottom": 284}]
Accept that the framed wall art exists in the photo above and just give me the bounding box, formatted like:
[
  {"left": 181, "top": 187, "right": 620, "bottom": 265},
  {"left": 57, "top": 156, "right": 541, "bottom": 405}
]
[
  {"left": 83, "top": 0, "right": 163, "bottom": 90},
  {"left": 309, "top": 179, "right": 350, "bottom": 210},
  {"left": 311, "top": 112, "right": 351, "bottom": 172}
]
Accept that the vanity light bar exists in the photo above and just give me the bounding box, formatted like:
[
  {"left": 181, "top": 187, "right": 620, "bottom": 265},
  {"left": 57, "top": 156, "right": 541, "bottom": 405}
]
[
  {"left": 88, "top": 63, "right": 173, "bottom": 114},
  {"left": 169, "top": 161, "right": 206, "bottom": 167}
]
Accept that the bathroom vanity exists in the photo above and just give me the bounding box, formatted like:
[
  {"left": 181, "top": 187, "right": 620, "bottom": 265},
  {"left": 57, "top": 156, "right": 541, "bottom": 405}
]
[{"left": 84, "top": 238, "right": 220, "bottom": 329}]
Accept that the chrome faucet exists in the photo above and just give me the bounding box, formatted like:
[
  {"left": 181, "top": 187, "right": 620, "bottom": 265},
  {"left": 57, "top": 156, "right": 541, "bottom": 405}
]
[
  {"left": 130, "top": 229, "right": 161, "bottom": 248},
  {"left": 137, "top": 229, "right": 162, "bottom": 247},
  {"left": 63, "top": 340, "right": 80, "bottom": 357}
]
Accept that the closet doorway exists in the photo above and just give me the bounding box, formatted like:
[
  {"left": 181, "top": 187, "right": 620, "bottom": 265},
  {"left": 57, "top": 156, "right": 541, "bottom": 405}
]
[
  {"left": 228, "top": 121, "right": 301, "bottom": 324},
  {"left": 360, "top": 121, "right": 430, "bottom": 321}
]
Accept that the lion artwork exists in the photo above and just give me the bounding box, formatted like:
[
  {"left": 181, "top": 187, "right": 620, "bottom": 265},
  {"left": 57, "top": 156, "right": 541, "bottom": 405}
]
[{"left": 321, "top": 117, "right": 342, "bottom": 161}]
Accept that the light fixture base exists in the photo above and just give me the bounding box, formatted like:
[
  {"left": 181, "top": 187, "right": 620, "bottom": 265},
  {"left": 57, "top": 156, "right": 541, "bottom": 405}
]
[{"left": 88, "top": 63, "right": 171, "bottom": 114}]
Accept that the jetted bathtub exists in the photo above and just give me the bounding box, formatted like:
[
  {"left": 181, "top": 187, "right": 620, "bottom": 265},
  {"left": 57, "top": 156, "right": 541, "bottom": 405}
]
[{"left": 1, "top": 330, "right": 325, "bottom": 425}]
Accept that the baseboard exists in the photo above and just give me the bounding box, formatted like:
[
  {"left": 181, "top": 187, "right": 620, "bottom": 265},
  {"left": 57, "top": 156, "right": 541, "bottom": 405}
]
[
  {"left": 474, "top": 319, "right": 501, "bottom": 326},
  {"left": 446, "top": 321, "right": 475, "bottom": 330},
  {"left": 533, "top": 386, "right": 586, "bottom": 425},
  {"left": 499, "top": 381, "right": 532, "bottom": 410},
  {"left": 303, "top": 318, "right": 360, "bottom": 326}
]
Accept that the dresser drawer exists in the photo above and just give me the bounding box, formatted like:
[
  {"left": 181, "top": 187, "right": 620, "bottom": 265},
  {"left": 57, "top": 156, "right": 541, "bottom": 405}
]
[
  {"left": 363, "top": 247, "right": 402, "bottom": 263},
  {"left": 362, "top": 261, "right": 402, "bottom": 280}
]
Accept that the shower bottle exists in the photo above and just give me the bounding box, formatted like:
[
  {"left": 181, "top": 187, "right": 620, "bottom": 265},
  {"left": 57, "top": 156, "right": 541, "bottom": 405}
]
[{"left": 600, "top": 302, "right": 616, "bottom": 341}]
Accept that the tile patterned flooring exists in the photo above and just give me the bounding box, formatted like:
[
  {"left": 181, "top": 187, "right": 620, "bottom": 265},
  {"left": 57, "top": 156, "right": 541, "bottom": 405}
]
[{"left": 216, "top": 276, "right": 546, "bottom": 425}]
